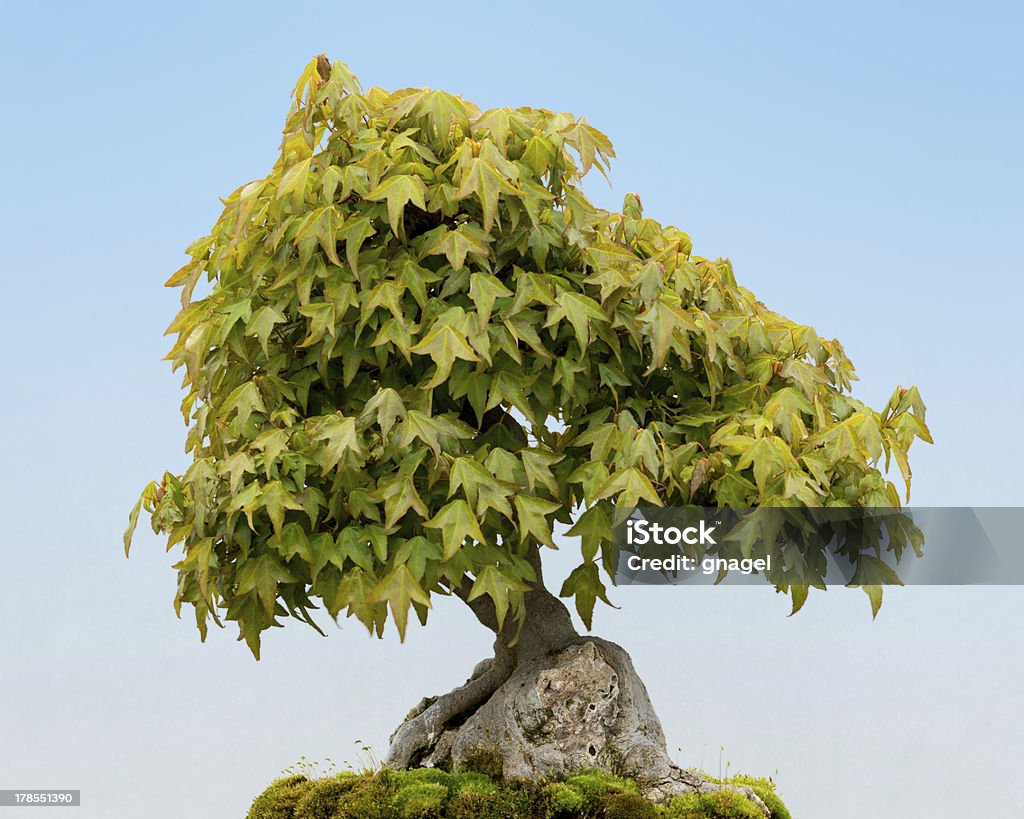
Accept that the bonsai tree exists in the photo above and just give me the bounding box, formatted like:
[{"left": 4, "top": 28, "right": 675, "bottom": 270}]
[{"left": 125, "top": 56, "right": 930, "bottom": 809}]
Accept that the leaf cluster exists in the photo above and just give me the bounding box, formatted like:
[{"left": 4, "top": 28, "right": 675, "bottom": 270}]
[{"left": 127, "top": 57, "right": 931, "bottom": 656}]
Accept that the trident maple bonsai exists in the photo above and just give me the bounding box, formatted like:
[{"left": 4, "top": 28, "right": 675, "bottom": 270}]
[{"left": 126, "top": 56, "right": 930, "bottom": 812}]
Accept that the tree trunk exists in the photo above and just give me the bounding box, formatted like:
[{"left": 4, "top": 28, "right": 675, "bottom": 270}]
[{"left": 383, "top": 558, "right": 769, "bottom": 816}]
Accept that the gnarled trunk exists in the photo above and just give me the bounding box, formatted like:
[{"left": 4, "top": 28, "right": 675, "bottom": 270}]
[{"left": 384, "top": 556, "right": 769, "bottom": 816}]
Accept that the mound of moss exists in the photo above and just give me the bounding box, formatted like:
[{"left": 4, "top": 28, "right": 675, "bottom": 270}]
[{"left": 247, "top": 768, "right": 789, "bottom": 819}]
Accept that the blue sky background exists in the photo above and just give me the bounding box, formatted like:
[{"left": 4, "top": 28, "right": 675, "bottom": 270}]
[{"left": 0, "top": 2, "right": 1021, "bottom": 817}]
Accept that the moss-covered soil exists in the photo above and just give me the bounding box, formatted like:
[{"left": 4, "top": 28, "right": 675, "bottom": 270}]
[{"left": 247, "top": 768, "right": 790, "bottom": 819}]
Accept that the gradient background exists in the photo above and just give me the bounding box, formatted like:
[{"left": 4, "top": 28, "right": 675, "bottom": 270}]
[{"left": 1, "top": 2, "right": 1021, "bottom": 817}]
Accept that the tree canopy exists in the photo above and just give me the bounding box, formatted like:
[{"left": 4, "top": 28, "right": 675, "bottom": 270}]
[{"left": 125, "top": 56, "right": 931, "bottom": 657}]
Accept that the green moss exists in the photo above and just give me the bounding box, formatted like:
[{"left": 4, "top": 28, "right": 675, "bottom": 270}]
[
  {"left": 294, "top": 778, "right": 357, "bottom": 819},
  {"left": 563, "top": 769, "right": 638, "bottom": 812},
  {"left": 391, "top": 782, "right": 448, "bottom": 818},
  {"left": 247, "top": 767, "right": 789, "bottom": 819},
  {"left": 247, "top": 775, "right": 313, "bottom": 819},
  {"left": 447, "top": 790, "right": 502, "bottom": 819},
  {"left": 451, "top": 784, "right": 538, "bottom": 819},
  {"left": 542, "top": 782, "right": 584, "bottom": 817},
  {"left": 398, "top": 769, "right": 455, "bottom": 791},
  {"left": 449, "top": 771, "right": 500, "bottom": 797},
  {"left": 723, "top": 776, "right": 789, "bottom": 819},
  {"left": 492, "top": 783, "right": 538, "bottom": 817},
  {"left": 603, "top": 792, "right": 657, "bottom": 819},
  {"left": 662, "top": 789, "right": 765, "bottom": 819},
  {"left": 330, "top": 773, "right": 394, "bottom": 819}
]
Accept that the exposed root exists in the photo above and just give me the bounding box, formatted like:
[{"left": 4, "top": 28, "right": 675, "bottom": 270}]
[{"left": 383, "top": 653, "right": 514, "bottom": 770}]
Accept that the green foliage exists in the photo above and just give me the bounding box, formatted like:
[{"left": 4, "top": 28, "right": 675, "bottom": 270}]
[
  {"left": 248, "top": 769, "right": 788, "bottom": 819},
  {"left": 127, "top": 55, "right": 931, "bottom": 655}
]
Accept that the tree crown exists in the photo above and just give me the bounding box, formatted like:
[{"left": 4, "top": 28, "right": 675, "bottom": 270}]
[{"left": 126, "top": 56, "right": 931, "bottom": 657}]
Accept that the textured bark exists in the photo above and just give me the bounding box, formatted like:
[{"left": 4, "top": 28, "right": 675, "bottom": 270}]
[{"left": 384, "top": 564, "right": 768, "bottom": 816}]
